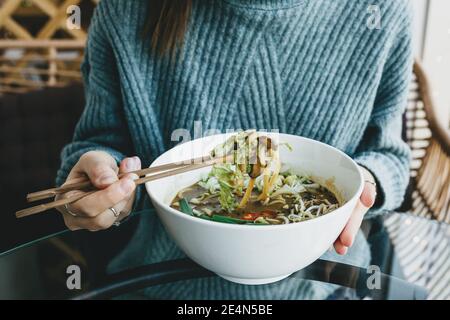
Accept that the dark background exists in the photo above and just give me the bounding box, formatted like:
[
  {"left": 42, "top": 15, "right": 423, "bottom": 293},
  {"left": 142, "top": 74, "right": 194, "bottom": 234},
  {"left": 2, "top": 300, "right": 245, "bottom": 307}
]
[{"left": 0, "top": 84, "right": 85, "bottom": 252}]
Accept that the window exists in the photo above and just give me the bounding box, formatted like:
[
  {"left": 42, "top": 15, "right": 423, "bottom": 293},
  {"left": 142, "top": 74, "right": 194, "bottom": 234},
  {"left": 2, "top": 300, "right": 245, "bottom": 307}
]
[{"left": 413, "top": 0, "right": 450, "bottom": 129}]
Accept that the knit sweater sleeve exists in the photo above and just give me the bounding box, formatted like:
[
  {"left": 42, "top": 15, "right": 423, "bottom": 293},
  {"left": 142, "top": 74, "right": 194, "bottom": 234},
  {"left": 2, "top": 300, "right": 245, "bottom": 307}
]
[
  {"left": 354, "top": 8, "right": 413, "bottom": 215},
  {"left": 56, "top": 5, "right": 146, "bottom": 210}
]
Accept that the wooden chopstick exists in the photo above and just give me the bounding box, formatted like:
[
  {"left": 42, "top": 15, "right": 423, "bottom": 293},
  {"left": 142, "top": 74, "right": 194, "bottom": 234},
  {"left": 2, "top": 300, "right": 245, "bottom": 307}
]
[
  {"left": 16, "top": 156, "right": 224, "bottom": 219},
  {"left": 16, "top": 191, "right": 97, "bottom": 219},
  {"left": 26, "top": 155, "right": 210, "bottom": 203}
]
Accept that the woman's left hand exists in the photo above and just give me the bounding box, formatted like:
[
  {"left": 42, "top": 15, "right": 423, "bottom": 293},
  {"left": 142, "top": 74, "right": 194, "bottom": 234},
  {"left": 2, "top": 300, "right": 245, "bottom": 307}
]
[{"left": 334, "top": 165, "right": 377, "bottom": 255}]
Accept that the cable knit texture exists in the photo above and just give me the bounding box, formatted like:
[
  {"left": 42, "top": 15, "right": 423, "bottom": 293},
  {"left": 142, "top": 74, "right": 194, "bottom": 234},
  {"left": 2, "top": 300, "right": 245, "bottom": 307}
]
[{"left": 57, "top": 0, "right": 413, "bottom": 299}]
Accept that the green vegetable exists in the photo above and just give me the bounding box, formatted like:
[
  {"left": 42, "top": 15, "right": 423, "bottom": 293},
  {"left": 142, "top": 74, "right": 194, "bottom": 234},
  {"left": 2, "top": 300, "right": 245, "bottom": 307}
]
[
  {"left": 209, "top": 164, "right": 243, "bottom": 212},
  {"left": 198, "top": 176, "right": 220, "bottom": 193},
  {"left": 217, "top": 181, "right": 236, "bottom": 212},
  {"left": 284, "top": 175, "right": 299, "bottom": 186},
  {"left": 210, "top": 164, "right": 235, "bottom": 184},
  {"left": 193, "top": 213, "right": 245, "bottom": 224},
  {"left": 179, "top": 198, "right": 194, "bottom": 216},
  {"left": 211, "top": 215, "right": 248, "bottom": 224},
  {"left": 198, "top": 214, "right": 267, "bottom": 226}
]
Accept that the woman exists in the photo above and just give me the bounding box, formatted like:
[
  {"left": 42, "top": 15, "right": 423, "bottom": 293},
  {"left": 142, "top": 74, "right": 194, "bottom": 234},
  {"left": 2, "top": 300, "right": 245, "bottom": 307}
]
[{"left": 57, "top": 0, "right": 412, "bottom": 299}]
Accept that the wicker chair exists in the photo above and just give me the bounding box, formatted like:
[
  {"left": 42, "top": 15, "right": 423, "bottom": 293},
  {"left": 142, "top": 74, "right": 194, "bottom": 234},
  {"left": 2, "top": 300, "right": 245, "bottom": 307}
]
[{"left": 404, "top": 61, "right": 450, "bottom": 223}]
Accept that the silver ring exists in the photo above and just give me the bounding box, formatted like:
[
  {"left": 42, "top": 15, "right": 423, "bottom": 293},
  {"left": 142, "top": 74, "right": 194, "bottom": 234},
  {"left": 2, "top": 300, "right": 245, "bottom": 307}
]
[
  {"left": 109, "top": 206, "right": 120, "bottom": 218},
  {"left": 113, "top": 221, "right": 121, "bottom": 227},
  {"left": 64, "top": 203, "right": 78, "bottom": 217}
]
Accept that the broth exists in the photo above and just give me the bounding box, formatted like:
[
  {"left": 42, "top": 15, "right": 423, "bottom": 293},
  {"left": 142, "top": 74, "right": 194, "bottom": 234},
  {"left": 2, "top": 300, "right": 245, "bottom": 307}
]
[{"left": 170, "top": 172, "right": 340, "bottom": 225}]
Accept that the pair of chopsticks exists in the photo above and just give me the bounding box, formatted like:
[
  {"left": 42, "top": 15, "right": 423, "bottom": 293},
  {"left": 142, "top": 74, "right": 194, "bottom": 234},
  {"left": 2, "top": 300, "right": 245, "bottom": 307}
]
[{"left": 16, "top": 155, "right": 229, "bottom": 219}]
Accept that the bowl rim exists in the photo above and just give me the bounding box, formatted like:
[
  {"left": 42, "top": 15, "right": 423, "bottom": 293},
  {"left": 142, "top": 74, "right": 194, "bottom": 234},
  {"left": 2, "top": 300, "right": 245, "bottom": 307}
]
[{"left": 145, "top": 133, "right": 365, "bottom": 230}]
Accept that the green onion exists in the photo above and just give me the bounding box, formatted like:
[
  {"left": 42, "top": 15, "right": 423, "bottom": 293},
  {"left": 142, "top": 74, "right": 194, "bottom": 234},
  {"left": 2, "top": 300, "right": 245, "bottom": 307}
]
[
  {"left": 178, "top": 198, "right": 271, "bottom": 225},
  {"left": 179, "top": 198, "right": 194, "bottom": 216},
  {"left": 197, "top": 214, "right": 266, "bottom": 225},
  {"left": 211, "top": 215, "right": 248, "bottom": 224},
  {"left": 196, "top": 213, "right": 269, "bottom": 225}
]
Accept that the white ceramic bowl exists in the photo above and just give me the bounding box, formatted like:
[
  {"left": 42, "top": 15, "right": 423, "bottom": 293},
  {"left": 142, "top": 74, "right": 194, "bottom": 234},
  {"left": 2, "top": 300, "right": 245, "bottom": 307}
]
[{"left": 146, "top": 133, "right": 364, "bottom": 285}]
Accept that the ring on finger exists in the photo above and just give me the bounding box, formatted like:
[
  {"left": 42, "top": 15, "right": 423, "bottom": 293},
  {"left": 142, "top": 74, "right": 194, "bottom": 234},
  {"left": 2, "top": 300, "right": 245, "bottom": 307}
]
[
  {"left": 109, "top": 206, "right": 120, "bottom": 218},
  {"left": 109, "top": 207, "right": 121, "bottom": 227},
  {"left": 64, "top": 203, "right": 78, "bottom": 217}
]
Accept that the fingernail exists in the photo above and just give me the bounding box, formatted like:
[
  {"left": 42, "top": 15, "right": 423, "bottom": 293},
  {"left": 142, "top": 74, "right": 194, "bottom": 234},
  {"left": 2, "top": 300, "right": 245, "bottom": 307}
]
[
  {"left": 127, "top": 157, "right": 141, "bottom": 171},
  {"left": 133, "top": 157, "right": 141, "bottom": 169},
  {"left": 120, "top": 178, "right": 135, "bottom": 194},
  {"left": 125, "top": 158, "right": 135, "bottom": 171},
  {"left": 99, "top": 175, "right": 116, "bottom": 185}
]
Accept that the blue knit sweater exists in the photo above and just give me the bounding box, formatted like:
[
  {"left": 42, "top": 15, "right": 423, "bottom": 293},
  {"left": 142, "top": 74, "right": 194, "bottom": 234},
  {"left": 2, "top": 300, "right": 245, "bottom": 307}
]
[{"left": 57, "top": 0, "right": 413, "bottom": 299}]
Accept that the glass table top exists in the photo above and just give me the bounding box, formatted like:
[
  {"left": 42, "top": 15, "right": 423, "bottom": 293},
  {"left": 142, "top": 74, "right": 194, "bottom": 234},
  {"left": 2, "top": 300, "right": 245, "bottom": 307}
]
[{"left": 0, "top": 211, "right": 448, "bottom": 300}]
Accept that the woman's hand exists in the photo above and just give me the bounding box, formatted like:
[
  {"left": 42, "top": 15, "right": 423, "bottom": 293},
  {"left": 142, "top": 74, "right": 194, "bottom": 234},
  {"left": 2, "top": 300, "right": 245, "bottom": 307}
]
[
  {"left": 56, "top": 151, "right": 141, "bottom": 231},
  {"left": 334, "top": 165, "right": 377, "bottom": 255}
]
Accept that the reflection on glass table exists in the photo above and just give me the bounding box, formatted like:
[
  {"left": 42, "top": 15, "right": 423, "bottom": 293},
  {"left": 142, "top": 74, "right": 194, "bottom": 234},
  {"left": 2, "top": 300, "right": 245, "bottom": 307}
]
[{"left": 0, "top": 211, "right": 448, "bottom": 300}]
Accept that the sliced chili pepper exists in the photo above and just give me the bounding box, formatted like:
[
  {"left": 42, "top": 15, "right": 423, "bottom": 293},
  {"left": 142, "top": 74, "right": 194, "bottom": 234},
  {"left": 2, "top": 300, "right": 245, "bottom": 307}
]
[
  {"left": 242, "top": 210, "right": 276, "bottom": 221},
  {"left": 242, "top": 213, "right": 260, "bottom": 221}
]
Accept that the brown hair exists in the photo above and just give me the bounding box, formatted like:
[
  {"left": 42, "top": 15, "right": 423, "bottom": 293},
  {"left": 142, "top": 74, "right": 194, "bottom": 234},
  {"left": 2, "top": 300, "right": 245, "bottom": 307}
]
[{"left": 145, "top": 0, "right": 193, "bottom": 56}]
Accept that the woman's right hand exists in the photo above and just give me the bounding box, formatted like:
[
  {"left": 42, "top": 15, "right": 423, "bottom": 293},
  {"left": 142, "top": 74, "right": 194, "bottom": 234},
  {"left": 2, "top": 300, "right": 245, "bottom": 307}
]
[{"left": 56, "top": 151, "right": 141, "bottom": 231}]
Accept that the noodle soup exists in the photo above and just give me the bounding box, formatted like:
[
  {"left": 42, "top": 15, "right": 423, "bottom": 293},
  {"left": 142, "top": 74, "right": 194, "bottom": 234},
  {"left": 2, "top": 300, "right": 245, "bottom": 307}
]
[{"left": 171, "top": 168, "right": 340, "bottom": 225}]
